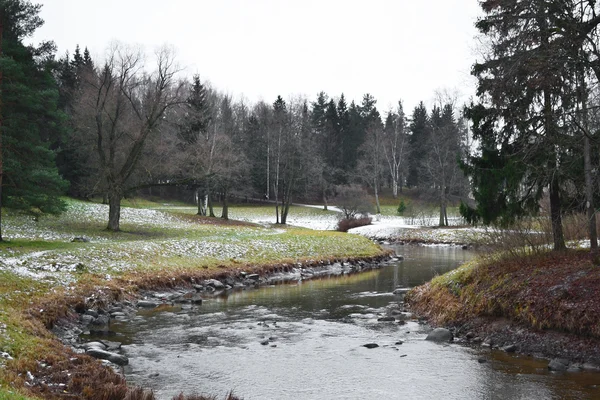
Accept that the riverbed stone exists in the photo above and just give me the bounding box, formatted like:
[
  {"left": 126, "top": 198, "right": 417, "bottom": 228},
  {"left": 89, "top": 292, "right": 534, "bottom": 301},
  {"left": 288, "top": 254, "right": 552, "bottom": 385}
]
[
  {"left": 363, "top": 343, "right": 379, "bottom": 349},
  {"left": 377, "top": 316, "right": 396, "bottom": 322},
  {"left": 137, "top": 300, "right": 160, "bottom": 308},
  {"left": 101, "top": 340, "right": 122, "bottom": 351},
  {"left": 425, "top": 328, "right": 453, "bottom": 342},
  {"left": 84, "top": 309, "right": 99, "bottom": 318},
  {"left": 205, "top": 279, "right": 225, "bottom": 289},
  {"left": 85, "top": 348, "right": 128, "bottom": 366},
  {"left": 90, "top": 315, "right": 109, "bottom": 326},
  {"left": 583, "top": 362, "right": 600, "bottom": 371},
  {"left": 393, "top": 287, "right": 410, "bottom": 295},
  {"left": 502, "top": 344, "right": 517, "bottom": 353},
  {"left": 548, "top": 358, "right": 570, "bottom": 371},
  {"left": 110, "top": 311, "right": 127, "bottom": 319},
  {"left": 81, "top": 341, "right": 106, "bottom": 351}
]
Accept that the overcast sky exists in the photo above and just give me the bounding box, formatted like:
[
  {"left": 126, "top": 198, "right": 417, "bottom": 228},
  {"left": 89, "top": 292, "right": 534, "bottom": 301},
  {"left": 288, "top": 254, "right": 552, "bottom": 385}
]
[{"left": 31, "top": 0, "right": 482, "bottom": 114}]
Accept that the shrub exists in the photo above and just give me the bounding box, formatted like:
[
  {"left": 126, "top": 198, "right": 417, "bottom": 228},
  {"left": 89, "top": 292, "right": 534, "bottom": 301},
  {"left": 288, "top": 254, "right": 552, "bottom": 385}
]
[
  {"left": 333, "top": 185, "right": 374, "bottom": 220},
  {"left": 337, "top": 216, "right": 372, "bottom": 232},
  {"left": 397, "top": 199, "right": 407, "bottom": 215}
]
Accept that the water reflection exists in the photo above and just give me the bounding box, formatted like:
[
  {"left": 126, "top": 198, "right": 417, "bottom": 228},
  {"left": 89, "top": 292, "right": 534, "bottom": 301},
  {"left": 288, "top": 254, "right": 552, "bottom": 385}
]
[{"left": 115, "top": 245, "right": 600, "bottom": 400}]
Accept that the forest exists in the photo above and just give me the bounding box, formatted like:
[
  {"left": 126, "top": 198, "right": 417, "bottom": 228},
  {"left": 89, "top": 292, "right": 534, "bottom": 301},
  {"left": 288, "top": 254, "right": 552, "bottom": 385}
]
[{"left": 3, "top": 0, "right": 600, "bottom": 253}]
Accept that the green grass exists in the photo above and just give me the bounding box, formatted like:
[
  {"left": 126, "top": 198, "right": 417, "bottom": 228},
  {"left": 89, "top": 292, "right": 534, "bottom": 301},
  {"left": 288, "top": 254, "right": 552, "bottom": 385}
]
[
  {"left": 0, "top": 388, "right": 40, "bottom": 400},
  {"left": 0, "top": 197, "right": 387, "bottom": 398}
]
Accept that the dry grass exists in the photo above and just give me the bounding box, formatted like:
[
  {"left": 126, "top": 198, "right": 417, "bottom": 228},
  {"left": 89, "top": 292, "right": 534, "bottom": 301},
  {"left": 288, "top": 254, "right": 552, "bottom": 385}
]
[{"left": 407, "top": 250, "right": 600, "bottom": 337}]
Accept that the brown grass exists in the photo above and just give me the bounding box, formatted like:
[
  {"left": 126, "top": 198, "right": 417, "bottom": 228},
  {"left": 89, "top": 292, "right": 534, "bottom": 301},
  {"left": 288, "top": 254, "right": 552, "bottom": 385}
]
[{"left": 407, "top": 250, "right": 600, "bottom": 337}]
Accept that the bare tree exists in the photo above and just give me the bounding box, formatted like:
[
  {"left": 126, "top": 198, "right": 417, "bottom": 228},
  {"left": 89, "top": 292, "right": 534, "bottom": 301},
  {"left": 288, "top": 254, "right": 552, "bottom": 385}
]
[
  {"left": 422, "top": 96, "right": 466, "bottom": 226},
  {"left": 382, "top": 101, "right": 409, "bottom": 198},
  {"left": 74, "top": 44, "right": 183, "bottom": 231},
  {"left": 356, "top": 120, "right": 384, "bottom": 214}
]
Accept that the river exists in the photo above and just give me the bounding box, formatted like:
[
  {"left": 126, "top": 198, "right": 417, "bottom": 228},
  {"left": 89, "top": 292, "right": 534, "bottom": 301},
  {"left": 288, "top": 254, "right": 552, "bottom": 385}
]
[{"left": 109, "top": 245, "right": 600, "bottom": 399}]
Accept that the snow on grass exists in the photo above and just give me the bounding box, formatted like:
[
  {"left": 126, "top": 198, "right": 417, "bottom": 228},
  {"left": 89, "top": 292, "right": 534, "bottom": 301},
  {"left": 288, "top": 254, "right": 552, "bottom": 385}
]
[{"left": 0, "top": 200, "right": 381, "bottom": 285}]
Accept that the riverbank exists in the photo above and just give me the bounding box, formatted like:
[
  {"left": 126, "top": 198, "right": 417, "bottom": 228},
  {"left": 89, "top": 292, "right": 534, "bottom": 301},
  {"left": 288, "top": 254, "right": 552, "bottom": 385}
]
[
  {"left": 406, "top": 250, "right": 600, "bottom": 371},
  {"left": 0, "top": 199, "right": 392, "bottom": 399}
]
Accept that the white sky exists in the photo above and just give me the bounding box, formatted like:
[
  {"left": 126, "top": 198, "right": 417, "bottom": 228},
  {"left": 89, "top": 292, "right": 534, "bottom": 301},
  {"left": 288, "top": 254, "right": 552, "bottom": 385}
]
[{"left": 31, "top": 0, "right": 482, "bottom": 114}]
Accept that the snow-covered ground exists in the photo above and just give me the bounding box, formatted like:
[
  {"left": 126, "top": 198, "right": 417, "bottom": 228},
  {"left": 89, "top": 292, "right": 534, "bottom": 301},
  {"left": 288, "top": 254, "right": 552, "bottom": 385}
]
[{"left": 246, "top": 205, "right": 474, "bottom": 244}]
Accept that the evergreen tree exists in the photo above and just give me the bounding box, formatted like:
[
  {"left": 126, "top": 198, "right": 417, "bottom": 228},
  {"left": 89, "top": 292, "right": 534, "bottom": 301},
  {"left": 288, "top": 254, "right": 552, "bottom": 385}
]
[
  {"left": 336, "top": 94, "right": 350, "bottom": 182},
  {"left": 0, "top": 0, "right": 68, "bottom": 240},
  {"left": 407, "top": 102, "right": 429, "bottom": 188},
  {"left": 459, "top": 0, "right": 600, "bottom": 250},
  {"left": 343, "top": 100, "right": 364, "bottom": 171},
  {"left": 324, "top": 98, "right": 341, "bottom": 172},
  {"left": 311, "top": 91, "right": 328, "bottom": 135}
]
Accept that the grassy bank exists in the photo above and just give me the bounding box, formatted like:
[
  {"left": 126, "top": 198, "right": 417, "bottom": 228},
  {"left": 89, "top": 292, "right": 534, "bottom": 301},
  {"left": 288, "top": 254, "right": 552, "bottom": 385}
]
[
  {"left": 0, "top": 199, "right": 386, "bottom": 399},
  {"left": 407, "top": 249, "right": 600, "bottom": 342}
]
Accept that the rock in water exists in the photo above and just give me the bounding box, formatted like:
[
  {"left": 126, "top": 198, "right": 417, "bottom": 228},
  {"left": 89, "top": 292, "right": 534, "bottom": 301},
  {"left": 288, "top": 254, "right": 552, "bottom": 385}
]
[
  {"left": 425, "top": 328, "right": 453, "bottom": 342},
  {"left": 502, "top": 344, "right": 517, "bottom": 353},
  {"left": 137, "top": 300, "right": 159, "bottom": 308},
  {"left": 362, "top": 343, "right": 379, "bottom": 349},
  {"left": 548, "top": 358, "right": 570, "bottom": 371},
  {"left": 85, "top": 348, "right": 128, "bottom": 366}
]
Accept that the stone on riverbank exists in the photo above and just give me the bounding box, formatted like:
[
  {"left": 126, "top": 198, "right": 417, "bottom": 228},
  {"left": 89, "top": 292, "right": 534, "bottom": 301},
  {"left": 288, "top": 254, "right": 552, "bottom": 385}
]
[
  {"left": 85, "top": 348, "right": 129, "bottom": 366},
  {"left": 137, "top": 300, "right": 160, "bottom": 308},
  {"left": 425, "top": 328, "right": 453, "bottom": 342}
]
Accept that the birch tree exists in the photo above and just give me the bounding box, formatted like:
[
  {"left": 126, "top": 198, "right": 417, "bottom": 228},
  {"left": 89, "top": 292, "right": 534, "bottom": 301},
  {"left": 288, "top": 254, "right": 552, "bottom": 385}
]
[{"left": 382, "top": 101, "right": 409, "bottom": 198}]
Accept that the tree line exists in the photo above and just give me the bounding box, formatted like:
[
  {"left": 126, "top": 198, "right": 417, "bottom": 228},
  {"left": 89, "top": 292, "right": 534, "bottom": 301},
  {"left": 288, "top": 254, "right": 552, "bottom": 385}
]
[{"left": 0, "top": 0, "right": 472, "bottom": 236}]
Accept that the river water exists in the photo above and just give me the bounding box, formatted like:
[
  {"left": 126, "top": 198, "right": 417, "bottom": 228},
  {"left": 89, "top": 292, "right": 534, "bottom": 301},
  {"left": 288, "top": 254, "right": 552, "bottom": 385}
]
[{"left": 112, "top": 245, "right": 600, "bottom": 399}]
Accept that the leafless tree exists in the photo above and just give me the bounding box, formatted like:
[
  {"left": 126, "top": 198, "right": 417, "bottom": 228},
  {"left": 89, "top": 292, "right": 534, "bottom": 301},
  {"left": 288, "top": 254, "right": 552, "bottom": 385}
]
[
  {"left": 356, "top": 120, "right": 384, "bottom": 214},
  {"left": 422, "top": 95, "right": 467, "bottom": 226},
  {"left": 382, "top": 101, "right": 409, "bottom": 198},
  {"left": 73, "top": 43, "right": 184, "bottom": 231}
]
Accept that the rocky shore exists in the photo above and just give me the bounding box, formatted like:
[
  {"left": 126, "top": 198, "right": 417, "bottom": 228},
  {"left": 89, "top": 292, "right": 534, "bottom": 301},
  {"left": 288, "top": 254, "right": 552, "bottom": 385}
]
[{"left": 52, "top": 254, "right": 398, "bottom": 372}]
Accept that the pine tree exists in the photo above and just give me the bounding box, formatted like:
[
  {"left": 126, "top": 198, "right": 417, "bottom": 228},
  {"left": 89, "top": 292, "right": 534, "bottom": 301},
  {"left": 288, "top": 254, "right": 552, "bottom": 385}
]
[{"left": 0, "top": 0, "right": 68, "bottom": 240}]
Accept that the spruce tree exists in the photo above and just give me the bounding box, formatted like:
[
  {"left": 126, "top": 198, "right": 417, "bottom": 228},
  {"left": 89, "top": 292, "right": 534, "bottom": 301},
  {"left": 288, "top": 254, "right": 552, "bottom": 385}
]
[
  {"left": 0, "top": 0, "right": 68, "bottom": 240},
  {"left": 407, "top": 102, "right": 429, "bottom": 188}
]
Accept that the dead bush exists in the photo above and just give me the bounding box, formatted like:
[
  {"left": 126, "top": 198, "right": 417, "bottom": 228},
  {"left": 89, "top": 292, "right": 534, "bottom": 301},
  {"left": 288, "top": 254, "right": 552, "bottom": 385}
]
[{"left": 337, "top": 216, "right": 372, "bottom": 232}]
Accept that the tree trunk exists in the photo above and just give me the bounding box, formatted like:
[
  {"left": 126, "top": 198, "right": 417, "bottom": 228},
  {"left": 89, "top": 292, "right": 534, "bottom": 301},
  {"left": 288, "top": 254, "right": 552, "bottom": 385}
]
[
  {"left": 274, "top": 183, "right": 280, "bottom": 224},
  {"left": 221, "top": 187, "right": 229, "bottom": 220},
  {"left": 0, "top": 176, "right": 3, "bottom": 242},
  {"left": 0, "top": 19, "right": 3, "bottom": 242},
  {"left": 578, "top": 60, "right": 598, "bottom": 251},
  {"left": 323, "top": 188, "right": 328, "bottom": 211},
  {"left": 107, "top": 192, "right": 122, "bottom": 231},
  {"left": 207, "top": 192, "right": 215, "bottom": 217},
  {"left": 549, "top": 177, "right": 566, "bottom": 251},
  {"left": 196, "top": 188, "right": 206, "bottom": 216},
  {"left": 374, "top": 179, "right": 381, "bottom": 214},
  {"left": 583, "top": 128, "right": 597, "bottom": 250},
  {"left": 439, "top": 183, "right": 447, "bottom": 227}
]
